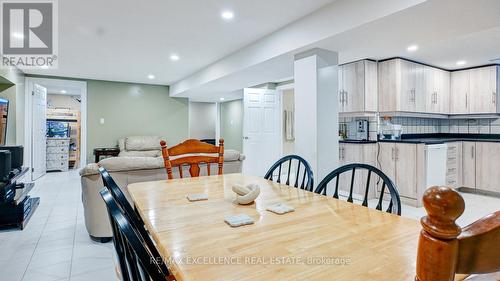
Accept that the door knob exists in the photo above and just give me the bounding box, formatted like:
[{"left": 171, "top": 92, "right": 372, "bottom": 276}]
[{"left": 244, "top": 136, "right": 249, "bottom": 140}]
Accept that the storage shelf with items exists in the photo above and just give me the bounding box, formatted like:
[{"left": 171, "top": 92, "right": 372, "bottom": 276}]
[{"left": 46, "top": 108, "right": 81, "bottom": 170}]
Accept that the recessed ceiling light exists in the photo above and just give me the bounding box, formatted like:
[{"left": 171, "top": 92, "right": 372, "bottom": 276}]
[
  {"left": 148, "top": 74, "right": 155, "bottom": 80},
  {"left": 221, "top": 10, "right": 234, "bottom": 21},
  {"left": 40, "top": 65, "right": 49, "bottom": 69},
  {"left": 407, "top": 44, "right": 418, "bottom": 52},
  {"left": 12, "top": 32, "right": 24, "bottom": 39},
  {"left": 60, "top": 90, "right": 67, "bottom": 94},
  {"left": 170, "top": 54, "right": 180, "bottom": 61},
  {"left": 220, "top": 98, "right": 225, "bottom": 101},
  {"left": 456, "top": 60, "right": 467, "bottom": 66}
]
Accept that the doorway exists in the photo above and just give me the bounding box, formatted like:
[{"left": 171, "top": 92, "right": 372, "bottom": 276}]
[{"left": 25, "top": 78, "right": 87, "bottom": 181}]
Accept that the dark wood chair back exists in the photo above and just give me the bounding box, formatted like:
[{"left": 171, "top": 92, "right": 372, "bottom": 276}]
[
  {"left": 98, "top": 167, "right": 171, "bottom": 280},
  {"left": 415, "top": 186, "right": 500, "bottom": 281},
  {"left": 100, "top": 189, "right": 173, "bottom": 281},
  {"left": 160, "top": 139, "right": 224, "bottom": 179},
  {"left": 315, "top": 163, "right": 401, "bottom": 215},
  {"left": 264, "top": 155, "right": 314, "bottom": 191}
]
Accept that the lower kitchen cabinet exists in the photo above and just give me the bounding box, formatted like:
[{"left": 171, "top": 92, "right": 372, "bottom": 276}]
[
  {"left": 377, "top": 143, "right": 417, "bottom": 201},
  {"left": 462, "top": 142, "right": 476, "bottom": 188},
  {"left": 338, "top": 143, "right": 376, "bottom": 200},
  {"left": 445, "top": 142, "right": 462, "bottom": 188},
  {"left": 475, "top": 142, "right": 500, "bottom": 193}
]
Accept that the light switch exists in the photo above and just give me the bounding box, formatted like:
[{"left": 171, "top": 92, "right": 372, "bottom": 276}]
[{"left": 100, "top": 118, "right": 105, "bottom": 124}]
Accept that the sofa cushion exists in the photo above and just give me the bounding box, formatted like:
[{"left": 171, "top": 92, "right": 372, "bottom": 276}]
[
  {"left": 125, "top": 136, "right": 161, "bottom": 151},
  {"left": 80, "top": 157, "right": 164, "bottom": 176},
  {"left": 80, "top": 150, "right": 245, "bottom": 177},
  {"left": 118, "top": 150, "right": 161, "bottom": 158}
]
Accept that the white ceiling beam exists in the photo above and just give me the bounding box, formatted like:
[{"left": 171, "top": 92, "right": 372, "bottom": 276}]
[{"left": 170, "top": 0, "right": 426, "bottom": 98}]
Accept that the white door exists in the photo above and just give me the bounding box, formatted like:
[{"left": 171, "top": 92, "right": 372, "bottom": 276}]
[
  {"left": 242, "top": 88, "right": 281, "bottom": 177},
  {"left": 32, "top": 84, "right": 47, "bottom": 180}
]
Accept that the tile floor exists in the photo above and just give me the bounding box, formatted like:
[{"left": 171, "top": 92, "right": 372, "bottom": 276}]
[
  {"left": 0, "top": 171, "right": 117, "bottom": 281},
  {"left": 0, "top": 171, "right": 499, "bottom": 281}
]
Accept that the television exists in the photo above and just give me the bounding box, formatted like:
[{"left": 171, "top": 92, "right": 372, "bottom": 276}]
[
  {"left": 0, "top": 98, "right": 8, "bottom": 145},
  {"left": 46, "top": 121, "right": 70, "bottom": 138}
]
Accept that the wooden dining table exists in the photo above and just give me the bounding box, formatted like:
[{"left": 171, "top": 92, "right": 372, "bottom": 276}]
[{"left": 128, "top": 173, "right": 422, "bottom": 281}]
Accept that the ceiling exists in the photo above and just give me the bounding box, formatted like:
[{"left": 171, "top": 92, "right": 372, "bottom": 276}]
[
  {"left": 182, "top": 0, "right": 500, "bottom": 101},
  {"left": 24, "top": 0, "right": 336, "bottom": 85},
  {"left": 322, "top": 0, "right": 500, "bottom": 69}
]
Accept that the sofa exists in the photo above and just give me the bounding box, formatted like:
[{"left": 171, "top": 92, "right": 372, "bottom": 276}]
[{"left": 80, "top": 136, "right": 245, "bottom": 241}]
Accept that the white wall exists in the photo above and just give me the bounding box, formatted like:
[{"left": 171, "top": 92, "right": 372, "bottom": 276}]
[
  {"left": 294, "top": 56, "right": 318, "bottom": 173},
  {"left": 294, "top": 49, "right": 339, "bottom": 185},
  {"left": 189, "top": 101, "right": 216, "bottom": 139}
]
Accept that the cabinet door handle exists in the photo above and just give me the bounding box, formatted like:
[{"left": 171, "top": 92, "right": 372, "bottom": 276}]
[
  {"left": 492, "top": 91, "right": 496, "bottom": 104},
  {"left": 395, "top": 148, "right": 399, "bottom": 161},
  {"left": 465, "top": 94, "right": 468, "bottom": 108},
  {"left": 409, "top": 89, "right": 416, "bottom": 103},
  {"left": 345, "top": 91, "right": 348, "bottom": 105},
  {"left": 471, "top": 146, "right": 474, "bottom": 158},
  {"left": 391, "top": 147, "right": 395, "bottom": 160}
]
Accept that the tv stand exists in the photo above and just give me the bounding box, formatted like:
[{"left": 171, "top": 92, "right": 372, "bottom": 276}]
[{"left": 0, "top": 167, "right": 40, "bottom": 230}]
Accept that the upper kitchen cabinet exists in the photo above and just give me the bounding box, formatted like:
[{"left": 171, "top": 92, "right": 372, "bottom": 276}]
[
  {"left": 469, "top": 66, "right": 498, "bottom": 114},
  {"left": 450, "top": 65, "right": 499, "bottom": 114},
  {"left": 450, "top": 70, "right": 470, "bottom": 114},
  {"left": 338, "top": 60, "right": 377, "bottom": 113},
  {"left": 425, "top": 67, "right": 450, "bottom": 114},
  {"left": 378, "top": 59, "right": 428, "bottom": 113}
]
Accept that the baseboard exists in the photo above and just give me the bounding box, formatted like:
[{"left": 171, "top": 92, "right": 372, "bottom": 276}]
[{"left": 456, "top": 187, "right": 500, "bottom": 198}]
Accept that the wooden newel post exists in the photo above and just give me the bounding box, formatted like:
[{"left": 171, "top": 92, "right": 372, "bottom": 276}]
[
  {"left": 160, "top": 140, "right": 174, "bottom": 180},
  {"left": 415, "top": 186, "right": 465, "bottom": 281},
  {"left": 218, "top": 138, "right": 224, "bottom": 175}
]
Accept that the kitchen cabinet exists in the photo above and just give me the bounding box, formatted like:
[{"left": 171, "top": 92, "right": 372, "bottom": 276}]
[
  {"left": 475, "top": 142, "right": 500, "bottom": 193},
  {"left": 338, "top": 143, "right": 377, "bottom": 199},
  {"left": 461, "top": 142, "right": 476, "bottom": 188},
  {"left": 378, "top": 59, "right": 437, "bottom": 113},
  {"left": 445, "top": 142, "right": 462, "bottom": 188},
  {"left": 450, "top": 66, "right": 499, "bottom": 114},
  {"left": 469, "top": 66, "right": 498, "bottom": 114},
  {"left": 450, "top": 70, "right": 470, "bottom": 114},
  {"left": 376, "top": 142, "right": 417, "bottom": 199},
  {"left": 426, "top": 68, "right": 450, "bottom": 113},
  {"left": 378, "top": 59, "right": 398, "bottom": 112},
  {"left": 339, "top": 60, "right": 377, "bottom": 113}
]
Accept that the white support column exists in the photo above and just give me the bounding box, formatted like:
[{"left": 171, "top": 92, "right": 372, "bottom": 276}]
[{"left": 294, "top": 49, "right": 339, "bottom": 185}]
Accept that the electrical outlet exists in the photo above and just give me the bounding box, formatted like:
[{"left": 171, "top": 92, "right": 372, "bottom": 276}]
[{"left": 100, "top": 118, "right": 104, "bottom": 124}]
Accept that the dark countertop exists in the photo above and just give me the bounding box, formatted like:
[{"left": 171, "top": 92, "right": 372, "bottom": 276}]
[
  {"left": 341, "top": 134, "right": 500, "bottom": 145},
  {"left": 380, "top": 133, "right": 500, "bottom": 144},
  {"left": 339, "top": 140, "right": 377, "bottom": 144}
]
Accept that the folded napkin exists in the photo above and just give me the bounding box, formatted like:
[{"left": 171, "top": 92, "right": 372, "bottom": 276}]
[
  {"left": 186, "top": 193, "right": 208, "bottom": 202},
  {"left": 266, "top": 203, "right": 295, "bottom": 215},
  {"left": 224, "top": 214, "right": 254, "bottom": 227}
]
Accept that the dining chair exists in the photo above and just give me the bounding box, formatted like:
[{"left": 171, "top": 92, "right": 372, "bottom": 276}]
[
  {"left": 415, "top": 186, "right": 500, "bottom": 281},
  {"left": 315, "top": 163, "right": 401, "bottom": 215},
  {"left": 160, "top": 139, "right": 224, "bottom": 179},
  {"left": 98, "top": 167, "right": 169, "bottom": 277},
  {"left": 264, "top": 155, "right": 314, "bottom": 191},
  {"left": 100, "top": 188, "right": 174, "bottom": 281}
]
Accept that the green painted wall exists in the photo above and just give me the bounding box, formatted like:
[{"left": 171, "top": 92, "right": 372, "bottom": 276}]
[
  {"left": 220, "top": 99, "right": 243, "bottom": 152},
  {"left": 86, "top": 80, "right": 188, "bottom": 162}
]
